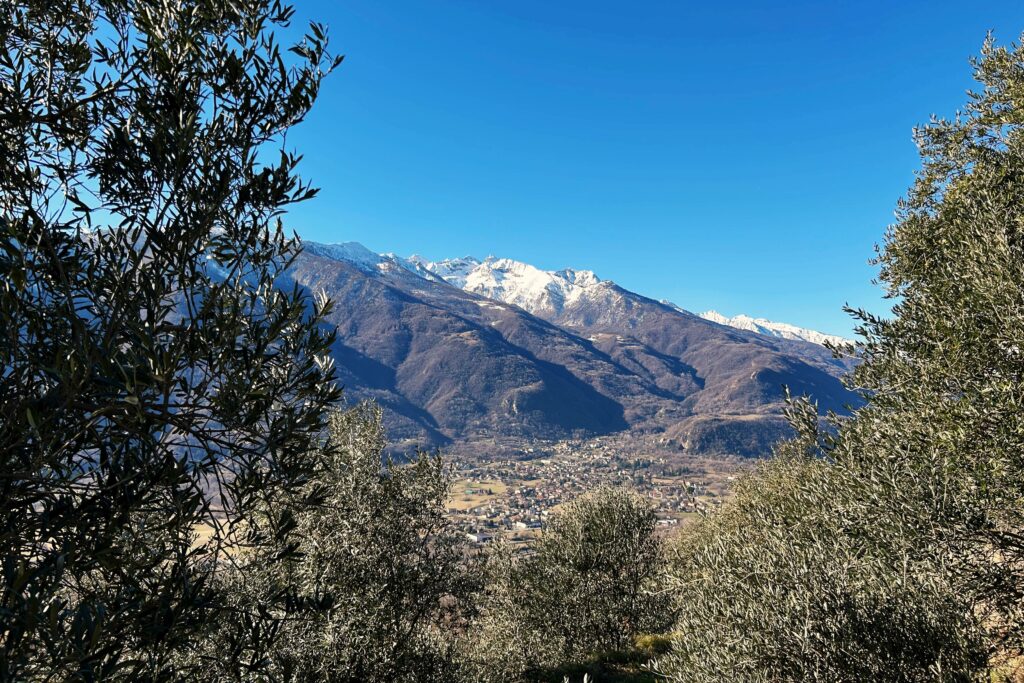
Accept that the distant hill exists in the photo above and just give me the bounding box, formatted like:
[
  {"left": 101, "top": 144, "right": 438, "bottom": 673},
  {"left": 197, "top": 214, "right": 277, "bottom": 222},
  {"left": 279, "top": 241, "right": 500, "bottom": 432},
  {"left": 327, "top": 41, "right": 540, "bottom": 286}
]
[{"left": 286, "top": 242, "right": 861, "bottom": 456}]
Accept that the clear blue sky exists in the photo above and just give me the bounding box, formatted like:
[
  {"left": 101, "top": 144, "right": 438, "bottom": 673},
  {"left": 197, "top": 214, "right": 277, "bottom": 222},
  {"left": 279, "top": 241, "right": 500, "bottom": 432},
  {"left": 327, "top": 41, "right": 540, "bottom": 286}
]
[{"left": 285, "top": 1, "right": 1024, "bottom": 337}]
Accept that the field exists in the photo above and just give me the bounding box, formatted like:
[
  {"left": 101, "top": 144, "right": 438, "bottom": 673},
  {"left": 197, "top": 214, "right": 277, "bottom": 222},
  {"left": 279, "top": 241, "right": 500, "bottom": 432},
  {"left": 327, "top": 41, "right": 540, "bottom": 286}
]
[{"left": 447, "top": 478, "right": 508, "bottom": 512}]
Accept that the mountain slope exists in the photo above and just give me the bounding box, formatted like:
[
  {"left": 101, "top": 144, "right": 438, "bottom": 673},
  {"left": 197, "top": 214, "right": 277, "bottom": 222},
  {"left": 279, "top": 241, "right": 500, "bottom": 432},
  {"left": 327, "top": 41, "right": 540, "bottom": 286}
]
[
  {"left": 416, "top": 255, "right": 849, "bottom": 348},
  {"left": 287, "top": 242, "right": 860, "bottom": 456},
  {"left": 413, "top": 254, "right": 613, "bottom": 319},
  {"left": 416, "top": 250, "right": 855, "bottom": 401},
  {"left": 291, "top": 257, "right": 632, "bottom": 449}
]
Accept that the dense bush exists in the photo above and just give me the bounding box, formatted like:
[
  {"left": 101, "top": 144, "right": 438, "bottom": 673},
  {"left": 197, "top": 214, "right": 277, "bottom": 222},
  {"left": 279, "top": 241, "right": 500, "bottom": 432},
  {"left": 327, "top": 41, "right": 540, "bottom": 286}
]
[
  {"left": 660, "top": 405, "right": 987, "bottom": 682},
  {"left": 471, "top": 488, "right": 674, "bottom": 682},
  {"left": 190, "top": 403, "right": 482, "bottom": 682}
]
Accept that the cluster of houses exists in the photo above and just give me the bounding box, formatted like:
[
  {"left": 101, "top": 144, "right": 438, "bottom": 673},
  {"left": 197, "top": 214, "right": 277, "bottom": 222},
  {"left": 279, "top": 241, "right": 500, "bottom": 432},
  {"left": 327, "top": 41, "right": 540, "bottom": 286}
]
[{"left": 448, "top": 434, "right": 735, "bottom": 546}]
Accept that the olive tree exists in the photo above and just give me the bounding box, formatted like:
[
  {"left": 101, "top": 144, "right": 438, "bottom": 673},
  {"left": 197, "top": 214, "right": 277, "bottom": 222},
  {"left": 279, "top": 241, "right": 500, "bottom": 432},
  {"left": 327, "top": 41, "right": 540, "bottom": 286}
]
[
  {"left": 0, "top": 0, "right": 342, "bottom": 678},
  {"left": 526, "top": 487, "right": 671, "bottom": 659},
  {"left": 659, "top": 400, "right": 987, "bottom": 682},
  {"left": 194, "top": 403, "right": 483, "bottom": 682},
  {"left": 843, "top": 34, "right": 1024, "bottom": 658},
  {"left": 473, "top": 487, "right": 673, "bottom": 681},
  {"left": 657, "top": 34, "right": 1024, "bottom": 682}
]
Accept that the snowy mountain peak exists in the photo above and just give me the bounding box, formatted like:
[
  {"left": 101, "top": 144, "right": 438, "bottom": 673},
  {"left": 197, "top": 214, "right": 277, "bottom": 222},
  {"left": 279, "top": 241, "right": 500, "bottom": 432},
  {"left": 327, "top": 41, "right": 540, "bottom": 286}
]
[
  {"left": 305, "top": 241, "right": 383, "bottom": 269},
  {"left": 700, "top": 310, "right": 851, "bottom": 347},
  {"left": 304, "top": 241, "right": 444, "bottom": 282},
  {"left": 307, "top": 241, "right": 608, "bottom": 316},
  {"left": 417, "top": 255, "right": 608, "bottom": 316},
  {"left": 304, "top": 240, "right": 846, "bottom": 347},
  {"left": 407, "top": 254, "right": 480, "bottom": 288},
  {"left": 554, "top": 268, "right": 601, "bottom": 287}
]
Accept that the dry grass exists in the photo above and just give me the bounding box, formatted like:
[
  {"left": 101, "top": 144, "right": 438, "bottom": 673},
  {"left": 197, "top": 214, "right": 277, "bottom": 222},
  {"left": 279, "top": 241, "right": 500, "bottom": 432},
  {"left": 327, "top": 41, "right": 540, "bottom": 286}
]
[
  {"left": 991, "top": 654, "right": 1024, "bottom": 682},
  {"left": 447, "top": 478, "right": 508, "bottom": 512}
]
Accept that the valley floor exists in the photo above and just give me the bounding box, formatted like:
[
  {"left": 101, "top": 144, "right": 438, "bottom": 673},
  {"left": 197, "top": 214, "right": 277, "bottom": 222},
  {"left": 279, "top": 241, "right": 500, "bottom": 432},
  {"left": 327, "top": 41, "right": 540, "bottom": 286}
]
[{"left": 444, "top": 433, "right": 751, "bottom": 548}]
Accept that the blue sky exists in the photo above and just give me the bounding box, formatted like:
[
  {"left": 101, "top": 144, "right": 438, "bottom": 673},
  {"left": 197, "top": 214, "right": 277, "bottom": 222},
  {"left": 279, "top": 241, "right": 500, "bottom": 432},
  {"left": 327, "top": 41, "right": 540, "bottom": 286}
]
[{"left": 285, "top": 1, "right": 1024, "bottom": 337}]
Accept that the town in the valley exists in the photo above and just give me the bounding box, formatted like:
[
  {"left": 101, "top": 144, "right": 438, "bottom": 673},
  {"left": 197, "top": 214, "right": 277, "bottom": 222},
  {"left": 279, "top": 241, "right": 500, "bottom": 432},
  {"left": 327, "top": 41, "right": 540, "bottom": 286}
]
[{"left": 443, "top": 433, "right": 751, "bottom": 548}]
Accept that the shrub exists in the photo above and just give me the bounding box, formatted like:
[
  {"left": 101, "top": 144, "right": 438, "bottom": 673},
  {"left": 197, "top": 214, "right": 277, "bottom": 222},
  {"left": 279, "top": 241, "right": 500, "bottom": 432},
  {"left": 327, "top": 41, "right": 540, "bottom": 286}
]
[
  {"left": 657, "top": 414, "right": 987, "bottom": 682},
  {"left": 471, "top": 487, "right": 674, "bottom": 682}
]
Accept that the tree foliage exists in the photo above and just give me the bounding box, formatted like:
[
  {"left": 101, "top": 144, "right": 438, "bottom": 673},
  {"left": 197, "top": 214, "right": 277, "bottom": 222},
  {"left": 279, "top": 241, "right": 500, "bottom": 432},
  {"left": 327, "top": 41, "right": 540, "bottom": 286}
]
[
  {"left": 0, "top": 0, "right": 341, "bottom": 677},
  {"left": 661, "top": 400, "right": 987, "bottom": 682},
  {"left": 657, "top": 35, "right": 1024, "bottom": 682},
  {"left": 473, "top": 487, "right": 673, "bottom": 682},
  {"left": 192, "top": 404, "right": 483, "bottom": 682}
]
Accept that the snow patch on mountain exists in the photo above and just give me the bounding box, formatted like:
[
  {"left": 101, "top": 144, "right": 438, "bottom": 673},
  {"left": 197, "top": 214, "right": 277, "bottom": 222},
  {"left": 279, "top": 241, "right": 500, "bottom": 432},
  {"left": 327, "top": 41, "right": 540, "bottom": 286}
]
[
  {"left": 700, "top": 310, "right": 851, "bottom": 347},
  {"left": 305, "top": 241, "right": 382, "bottom": 269},
  {"left": 406, "top": 254, "right": 479, "bottom": 289},
  {"left": 304, "top": 241, "right": 445, "bottom": 283},
  {"left": 416, "top": 255, "right": 611, "bottom": 316}
]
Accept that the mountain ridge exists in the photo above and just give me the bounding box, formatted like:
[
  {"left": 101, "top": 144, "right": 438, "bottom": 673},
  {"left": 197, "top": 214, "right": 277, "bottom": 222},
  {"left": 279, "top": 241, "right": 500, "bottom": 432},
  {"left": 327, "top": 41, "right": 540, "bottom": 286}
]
[
  {"left": 289, "top": 240, "right": 860, "bottom": 456},
  {"left": 698, "top": 310, "right": 851, "bottom": 347},
  {"left": 404, "top": 247, "right": 845, "bottom": 346}
]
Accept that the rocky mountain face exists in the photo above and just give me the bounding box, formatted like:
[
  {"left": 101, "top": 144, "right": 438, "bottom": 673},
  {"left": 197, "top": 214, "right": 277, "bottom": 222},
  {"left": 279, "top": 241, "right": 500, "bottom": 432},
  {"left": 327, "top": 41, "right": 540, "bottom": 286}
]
[{"left": 286, "top": 242, "right": 860, "bottom": 456}]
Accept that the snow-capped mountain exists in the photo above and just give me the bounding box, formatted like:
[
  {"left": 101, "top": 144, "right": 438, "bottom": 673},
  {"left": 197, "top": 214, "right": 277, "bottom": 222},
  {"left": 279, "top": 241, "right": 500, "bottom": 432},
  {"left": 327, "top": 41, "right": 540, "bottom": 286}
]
[
  {"left": 408, "top": 254, "right": 608, "bottom": 318},
  {"left": 306, "top": 241, "right": 848, "bottom": 348},
  {"left": 698, "top": 310, "right": 851, "bottom": 347},
  {"left": 292, "top": 240, "right": 859, "bottom": 455},
  {"left": 304, "top": 241, "right": 445, "bottom": 282},
  {"left": 410, "top": 252, "right": 846, "bottom": 347},
  {"left": 405, "top": 255, "right": 480, "bottom": 288}
]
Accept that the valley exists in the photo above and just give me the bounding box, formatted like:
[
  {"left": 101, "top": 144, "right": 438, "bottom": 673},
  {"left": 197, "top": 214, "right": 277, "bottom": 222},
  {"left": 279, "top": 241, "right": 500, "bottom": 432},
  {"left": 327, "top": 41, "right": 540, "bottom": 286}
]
[{"left": 445, "top": 433, "right": 749, "bottom": 548}]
